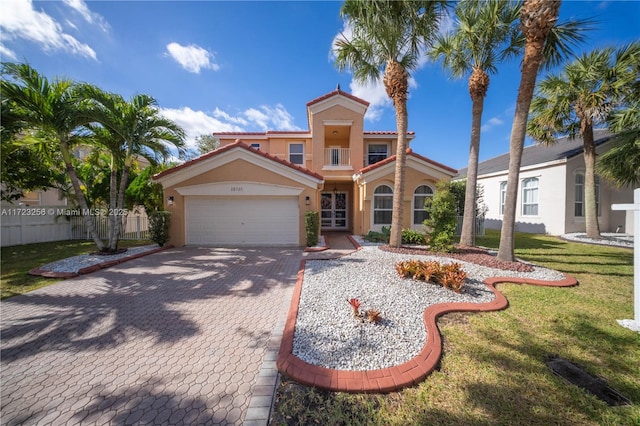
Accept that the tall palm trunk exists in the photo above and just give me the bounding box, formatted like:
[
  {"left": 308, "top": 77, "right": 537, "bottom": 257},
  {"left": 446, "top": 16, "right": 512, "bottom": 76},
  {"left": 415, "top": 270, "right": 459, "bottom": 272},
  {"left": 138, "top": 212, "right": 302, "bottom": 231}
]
[
  {"left": 60, "top": 138, "right": 104, "bottom": 251},
  {"left": 110, "top": 162, "right": 132, "bottom": 251},
  {"left": 498, "top": 0, "right": 560, "bottom": 262},
  {"left": 107, "top": 155, "right": 119, "bottom": 251},
  {"left": 386, "top": 60, "right": 410, "bottom": 248},
  {"left": 460, "top": 67, "right": 490, "bottom": 247},
  {"left": 581, "top": 124, "right": 601, "bottom": 238}
]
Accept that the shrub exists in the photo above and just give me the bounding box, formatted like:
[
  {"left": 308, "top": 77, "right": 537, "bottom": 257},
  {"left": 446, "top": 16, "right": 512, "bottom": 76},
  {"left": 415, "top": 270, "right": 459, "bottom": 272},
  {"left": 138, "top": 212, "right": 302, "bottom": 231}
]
[
  {"left": 395, "top": 260, "right": 466, "bottom": 293},
  {"left": 305, "top": 211, "right": 319, "bottom": 247},
  {"left": 402, "top": 229, "right": 427, "bottom": 245},
  {"left": 148, "top": 211, "right": 171, "bottom": 247},
  {"left": 424, "top": 180, "right": 458, "bottom": 252},
  {"left": 363, "top": 226, "right": 391, "bottom": 243}
]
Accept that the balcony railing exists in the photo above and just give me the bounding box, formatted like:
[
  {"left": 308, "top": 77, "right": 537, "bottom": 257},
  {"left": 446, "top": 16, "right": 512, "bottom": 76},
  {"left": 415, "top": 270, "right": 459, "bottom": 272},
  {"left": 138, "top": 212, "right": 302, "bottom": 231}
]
[{"left": 324, "top": 148, "right": 350, "bottom": 167}]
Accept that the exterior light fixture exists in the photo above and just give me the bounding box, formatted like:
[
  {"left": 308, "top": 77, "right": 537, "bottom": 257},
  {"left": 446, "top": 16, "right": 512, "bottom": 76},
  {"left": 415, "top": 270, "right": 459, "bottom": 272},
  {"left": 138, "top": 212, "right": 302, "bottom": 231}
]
[
  {"left": 167, "top": 196, "right": 174, "bottom": 206},
  {"left": 305, "top": 196, "right": 310, "bottom": 205}
]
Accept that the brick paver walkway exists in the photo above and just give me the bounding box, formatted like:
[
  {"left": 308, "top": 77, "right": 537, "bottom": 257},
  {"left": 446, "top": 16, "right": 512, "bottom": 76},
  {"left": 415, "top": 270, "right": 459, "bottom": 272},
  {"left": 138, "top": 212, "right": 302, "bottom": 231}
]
[{"left": 1, "top": 246, "right": 301, "bottom": 425}]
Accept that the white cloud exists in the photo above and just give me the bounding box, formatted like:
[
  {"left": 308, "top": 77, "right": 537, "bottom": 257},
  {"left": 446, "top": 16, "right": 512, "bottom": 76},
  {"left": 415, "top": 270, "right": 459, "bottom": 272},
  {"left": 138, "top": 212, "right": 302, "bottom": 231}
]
[
  {"left": 0, "top": 0, "right": 97, "bottom": 60},
  {"left": 159, "top": 104, "right": 300, "bottom": 150},
  {"left": 481, "top": 117, "right": 505, "bottom": 132},
  {"left": 244, "top": 105, "right": 301, "bottom": 131},
  {"left": 63, "top": 0, "right": 110, "bottom": 32},
  {"left": 165, "top": 42, "right": 220, "bottom": 73},
  {"left": 350, "top": 80, "right": 391, "bottom": 122},
  {"left": 0, "top": 44, "right": 18, "bottom": 61}
]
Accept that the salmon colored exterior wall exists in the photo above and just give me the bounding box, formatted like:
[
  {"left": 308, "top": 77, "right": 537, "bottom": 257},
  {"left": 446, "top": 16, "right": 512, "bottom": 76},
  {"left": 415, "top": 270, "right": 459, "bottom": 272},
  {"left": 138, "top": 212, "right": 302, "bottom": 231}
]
[
  {"left": 157, "top": 89, "right": 457, "bottom": 246},
  {"left": 162, "top": 158, "right": 319, "bottom": 246}
]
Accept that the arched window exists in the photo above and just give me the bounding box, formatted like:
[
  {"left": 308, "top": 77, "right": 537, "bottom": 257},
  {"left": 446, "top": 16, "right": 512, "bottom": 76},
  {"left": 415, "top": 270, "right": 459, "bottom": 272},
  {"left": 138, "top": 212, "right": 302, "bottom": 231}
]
[
  {"left": 373, "top": 185, "right": 393, "bottom": 225},
  {"left": 413, "top": 185, "right": 434, "bottom": 224},
  {"left": 521, "top": 177, "right": 539, "bottom": 216}
]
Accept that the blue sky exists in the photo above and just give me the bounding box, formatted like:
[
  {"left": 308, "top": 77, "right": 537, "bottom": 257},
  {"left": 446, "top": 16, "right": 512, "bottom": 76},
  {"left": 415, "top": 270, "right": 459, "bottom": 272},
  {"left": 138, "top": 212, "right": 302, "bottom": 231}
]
[{"left": 2, "top": 0, "right": 639, "bottom": 170}]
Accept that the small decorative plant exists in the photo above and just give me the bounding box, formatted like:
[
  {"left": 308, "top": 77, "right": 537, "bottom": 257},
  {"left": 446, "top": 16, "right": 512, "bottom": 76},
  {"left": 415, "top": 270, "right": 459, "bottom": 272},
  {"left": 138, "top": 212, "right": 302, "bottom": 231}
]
[
  {"left": 347, "top": 298, "right": 361, "bottom": 317},
  {"left": 366, "top": 309, "right": 382, "bottom": 323},
  {"left": 346, "top": 298, "right": 383, "bottom": 324},
  {"left": 395, "top": 260, "right": 467, "bottom": 293}
]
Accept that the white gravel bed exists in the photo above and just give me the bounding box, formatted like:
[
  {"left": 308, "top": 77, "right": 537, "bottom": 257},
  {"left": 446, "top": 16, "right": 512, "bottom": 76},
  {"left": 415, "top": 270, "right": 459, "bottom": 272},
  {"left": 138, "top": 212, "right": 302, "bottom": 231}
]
[
  {"left": 562, "top": 232, "right": 634, "bottom": 248},
  {"left": 293, "top": 245, "right": 565, "bottom": 371},
  {"left": 38, "top": 245, "right": 159, "bottom": 273}
]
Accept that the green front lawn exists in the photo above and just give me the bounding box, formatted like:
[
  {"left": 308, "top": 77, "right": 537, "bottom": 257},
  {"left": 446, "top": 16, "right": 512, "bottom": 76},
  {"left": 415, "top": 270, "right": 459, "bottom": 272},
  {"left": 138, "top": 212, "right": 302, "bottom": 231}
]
[
  {"left": 271, "top": 230, "right": 639, "bottom": 425},
  {"left": 1, "top": 239, "right": 153, "bottom": 300}
]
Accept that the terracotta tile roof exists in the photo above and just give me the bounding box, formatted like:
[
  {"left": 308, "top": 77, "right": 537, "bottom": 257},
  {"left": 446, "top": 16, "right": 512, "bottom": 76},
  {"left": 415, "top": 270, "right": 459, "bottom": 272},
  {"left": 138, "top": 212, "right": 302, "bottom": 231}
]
[
  {"left": 306, "top": 88, "right": 370, "bottom": 108},
  {"left": 153, "top": 139, "right": 324, "bottom": 181},
  {"left": 214, "top": 130, "right": 311, "bottom": 137},
  {"left": 358, "top": 149, "right": 458, "bottom": 175},
  {"left": 364, "top": 131, "right": 415, "bottom": 136}
]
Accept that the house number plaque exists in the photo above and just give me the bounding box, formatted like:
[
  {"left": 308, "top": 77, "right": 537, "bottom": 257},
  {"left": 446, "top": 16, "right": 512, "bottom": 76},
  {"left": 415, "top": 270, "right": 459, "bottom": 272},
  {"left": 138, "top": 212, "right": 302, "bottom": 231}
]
[{"left": 229, "top": 186, "right": 243, "bottom": 192}]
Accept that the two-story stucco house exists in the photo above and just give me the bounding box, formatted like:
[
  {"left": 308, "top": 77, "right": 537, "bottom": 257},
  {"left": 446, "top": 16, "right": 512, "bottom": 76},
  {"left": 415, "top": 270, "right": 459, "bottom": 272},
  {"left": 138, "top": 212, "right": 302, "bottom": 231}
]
[
  {"left": 153, "top": 88, "right": 457, "bottom": 246},
  {"left": 456, "top": 129, "right": 636, "bottom": 235}
]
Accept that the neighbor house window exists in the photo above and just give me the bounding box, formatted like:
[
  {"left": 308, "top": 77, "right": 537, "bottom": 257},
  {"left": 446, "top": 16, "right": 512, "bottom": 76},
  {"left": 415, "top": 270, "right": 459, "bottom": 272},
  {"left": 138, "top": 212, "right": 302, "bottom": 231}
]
[
  {"left": 499, "top": 181, "right": 507, "bottom": 215},
  {"left": 289, "top": 143, "right": 304, "bottom": 165},
  {"left": 574, "top": 173, "right": 601, "bottom": 217},
  {"left": 373, "top": 185, "right": 393, "bottom": 225},
  {"left": 521, "top": 177, "right": 539, "bottom": 216},
  {"left": 367, "top": 144, "right": 389, "bottom": 165},
  {"left": 413, "top": 185, "right": 434, "bottom": 225},
  {"left": 250, "top": 143, "right": 261, "bottom": 150}
]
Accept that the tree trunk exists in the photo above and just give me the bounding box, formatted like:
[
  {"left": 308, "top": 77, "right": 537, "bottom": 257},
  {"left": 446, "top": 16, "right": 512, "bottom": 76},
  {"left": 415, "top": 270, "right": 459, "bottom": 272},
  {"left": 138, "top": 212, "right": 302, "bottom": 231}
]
[
  {"left": 385, "top": 60, "right": 410, "bottom": 248},
  {"left": 497, "top": 42, "right": 547, "bottom": 261},
  {"left": 107, "top": 156, "right": 118, "bottom": 251},
  {"left": 390, "top": 99, "right": 409, "bottom": 248},
  {"left": 498, "top": 0, "right": 560, "bottom": 262},
  {"left": 111, "top": 163, "right": 131, "bottom": 251},
  {"left": 581, "top": 124, "right": 601, "bottom": 238},
  {"left": 460, "top": 96, "right": 485, "bottom": 247},
  {"left": 60, "top": 140, "right": 104, "bottom": 251}
]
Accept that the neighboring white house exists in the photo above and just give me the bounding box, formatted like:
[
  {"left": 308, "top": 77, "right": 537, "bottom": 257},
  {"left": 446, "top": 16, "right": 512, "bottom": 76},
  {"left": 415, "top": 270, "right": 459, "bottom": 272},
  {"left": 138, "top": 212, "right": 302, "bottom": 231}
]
[{"left": 457, "top": 129, "right": 636, "bottom": 235}]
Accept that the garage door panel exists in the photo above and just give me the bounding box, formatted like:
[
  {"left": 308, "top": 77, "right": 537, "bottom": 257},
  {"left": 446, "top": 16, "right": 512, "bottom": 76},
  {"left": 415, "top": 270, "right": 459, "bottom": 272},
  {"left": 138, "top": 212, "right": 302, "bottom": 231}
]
[{"left": 185, "top": 197, "right": 299, "bottom": 245}]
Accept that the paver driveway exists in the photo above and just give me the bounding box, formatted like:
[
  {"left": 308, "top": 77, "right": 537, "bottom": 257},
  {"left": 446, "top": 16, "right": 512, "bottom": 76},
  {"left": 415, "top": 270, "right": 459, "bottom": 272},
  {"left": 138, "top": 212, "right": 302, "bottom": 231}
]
[{"left": 1, "top": 246, "right": 302, "bottom": 425}]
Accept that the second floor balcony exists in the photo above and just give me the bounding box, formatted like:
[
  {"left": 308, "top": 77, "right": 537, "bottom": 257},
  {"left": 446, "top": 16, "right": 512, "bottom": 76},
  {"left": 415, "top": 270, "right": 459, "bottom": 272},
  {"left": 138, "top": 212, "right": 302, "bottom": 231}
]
[{"left": 324, "top": 148, "right": 351, "bottom": 169}]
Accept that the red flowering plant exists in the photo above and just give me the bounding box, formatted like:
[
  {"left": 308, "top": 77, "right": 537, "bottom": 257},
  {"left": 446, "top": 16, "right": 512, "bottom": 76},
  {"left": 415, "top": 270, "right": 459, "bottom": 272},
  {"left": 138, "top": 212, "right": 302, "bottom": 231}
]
[{"left": 346, "top": 298, "right": 361, "bottom": 317}]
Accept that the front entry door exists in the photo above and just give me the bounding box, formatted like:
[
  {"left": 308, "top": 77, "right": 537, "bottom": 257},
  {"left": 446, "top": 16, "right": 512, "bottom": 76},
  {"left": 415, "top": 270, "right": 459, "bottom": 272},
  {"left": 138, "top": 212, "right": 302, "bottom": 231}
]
[{"left": 321, "top": 192, "right": 348, "bottom": 230}]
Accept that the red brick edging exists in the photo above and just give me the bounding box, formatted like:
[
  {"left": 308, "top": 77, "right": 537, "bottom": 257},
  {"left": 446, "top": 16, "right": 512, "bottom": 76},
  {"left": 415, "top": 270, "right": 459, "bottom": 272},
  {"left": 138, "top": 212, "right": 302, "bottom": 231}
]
[
  {"left": 276, "top": 258, "right": 578, "bottom": 393},
  {"left": 28, "top": 245, "right": 174, "bottom": 279}
]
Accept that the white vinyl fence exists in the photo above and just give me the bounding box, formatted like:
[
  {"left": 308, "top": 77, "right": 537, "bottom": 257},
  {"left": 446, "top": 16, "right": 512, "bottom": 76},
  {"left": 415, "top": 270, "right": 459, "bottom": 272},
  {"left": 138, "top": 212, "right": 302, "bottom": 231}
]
[{"left": 1, "top": 206, "right": 149, "bottom": 247}]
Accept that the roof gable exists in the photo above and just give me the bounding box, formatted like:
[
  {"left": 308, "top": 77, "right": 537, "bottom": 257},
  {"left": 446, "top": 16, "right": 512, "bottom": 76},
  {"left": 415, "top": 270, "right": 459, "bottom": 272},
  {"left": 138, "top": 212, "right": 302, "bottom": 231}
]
[
  {"left": 153, "top": 140, "right": 323, "bottom": 187},
  {"left": 354, "top": 149, "right": 457, "bottom": 183},
  {"left": 306, "top": 88, "right": 369, "bottom": 117}
]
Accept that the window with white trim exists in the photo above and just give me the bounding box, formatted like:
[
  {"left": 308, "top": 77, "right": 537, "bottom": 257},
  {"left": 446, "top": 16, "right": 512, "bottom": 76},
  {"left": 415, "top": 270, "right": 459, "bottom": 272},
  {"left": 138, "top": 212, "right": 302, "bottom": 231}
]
[
  {"left": 521, "top": 178, "right": 538, "bottom": 216},
  {"left": 499, "top": 181, "right": 507, "bottom": 215},
  {"left": 289, "top": 143, "right": 304, "bottom": 165},
  {"left": 367, "top": 143, "right": 389, "bottom": 165},
  {"left": 574, "top": 173, "right": 601, "bottom": 217},
  {"left": 413, "top": 185, "right": 434, "bottom": 224},
  {"left": 373, "top": 185, "right": 393, "bottom": 225},
  {"left": 250, "top": 143, "right": 261, "bottom": 150}
]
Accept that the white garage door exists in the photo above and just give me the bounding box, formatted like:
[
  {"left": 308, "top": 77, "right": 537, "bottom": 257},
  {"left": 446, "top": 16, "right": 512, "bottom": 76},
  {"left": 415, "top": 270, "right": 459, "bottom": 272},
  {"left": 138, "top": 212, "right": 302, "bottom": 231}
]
[{"left": 185, "top": 196, "right": 299, "bottom": 245}]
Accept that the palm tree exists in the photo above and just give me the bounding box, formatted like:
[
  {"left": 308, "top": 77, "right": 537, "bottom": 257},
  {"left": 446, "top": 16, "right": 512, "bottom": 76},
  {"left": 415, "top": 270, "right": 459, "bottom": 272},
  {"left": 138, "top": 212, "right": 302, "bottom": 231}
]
[
  {"left": 497, "top": 0, "right": 591, "bottom": 261},
  {"left": 527, "top": 42, "right": 640, "bottom": 239},
  {"left": 597, "top": 45, "right": 640, "bottom": 188},
  {"left": 430, "top": 0, "right": 521, "bottom": 247},
  {"left": 334, "top": 0, "right": 448, "bottom": 247},
  {"left": 1, "top": 63, "right": 105, "bottom": 250},
  {"left": 81, "top": 88, "right": 186, "bottom": 251}
]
